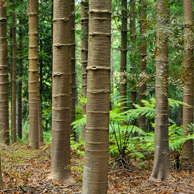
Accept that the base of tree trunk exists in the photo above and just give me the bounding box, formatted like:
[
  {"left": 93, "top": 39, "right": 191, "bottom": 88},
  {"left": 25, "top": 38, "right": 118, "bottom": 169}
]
[{"left": 48, "top": 174, "right": 74, "bottom": 184}]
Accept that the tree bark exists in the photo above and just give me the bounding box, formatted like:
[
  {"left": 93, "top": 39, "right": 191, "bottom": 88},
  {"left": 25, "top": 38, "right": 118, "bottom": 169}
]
[
  {"left": 0, "top": 1, "right": 9, "bottom": 146},
  {"left": 81, "top": 0, "right": 88, "bottom": 140},
  {"left": 11, "top": 0, "right": 16, "bottom": 142},
  {"left": 70, "top": 0, "right": 76, "bottom": 141},
  {"left": 138, "top": 0, "right": 147, "bottom": 132},
  {"left": 130, "top": 0, "right": 137, "bottom": 127},
  {"left": 150, "top": 0, "right": 169, "bottom": 181},
  {"left": 182, "top": 0, "right": 193, "bottom": 163},
  {"left": 120, "top": 0, "right": 127, "bottom": 121},
  {"left": 36, "top": 1, "right": 43, "bottom": 143},
  {"left": 28, "top": 0, "right": 39, "bottom": 149},
  {"left": 82, "top": 0, "right": 111, "bottom": 193},
  {"left": 0, "top": 153, "right": 4, "bottom": 189},
  {"left": 50, "top": 0, "right": 72, "bottom": 182},
  {"left": 18, "top": 0, "right": 23, "bottom": 139}
]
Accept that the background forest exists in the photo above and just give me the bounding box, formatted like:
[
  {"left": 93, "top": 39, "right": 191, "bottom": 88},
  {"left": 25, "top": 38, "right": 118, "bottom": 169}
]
[{"left": 0, "top": 0, "right": 193, "bottom": 193}]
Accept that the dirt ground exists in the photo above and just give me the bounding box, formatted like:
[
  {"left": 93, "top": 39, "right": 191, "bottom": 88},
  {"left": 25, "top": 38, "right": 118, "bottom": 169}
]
[{"left": 1, "top": 143, "right": 194, "bottom": 193}]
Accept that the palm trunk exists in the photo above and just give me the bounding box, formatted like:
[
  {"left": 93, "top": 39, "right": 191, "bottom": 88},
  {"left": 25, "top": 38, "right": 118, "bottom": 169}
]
[
  {"left": 50, "top": 0, "right": 72, "bottom": 182},
  {"left": 0, "top": 1, "right": 9, "bottom": 146},
  {"left": 139, "top": 0, "right": 147, "bottom": 132},
  {"left": 11, "top": 0, "right": 16, "bottom": 142},
  {"left": 70, "top": 0, "right": 76, "bottom": 140},
  {"left": 81, "top": 0, "right": 88, "bottom": 140},
  {"left": 28, "top": 0, "right": 39, "bottom": 149},
  {"left": 82, "top": 0, "right": 111, "bottom": 193},
  {"left": 182, "top": 0, "right": 193, "bottom": 163},
  {"left": 150, "top": 0, "right": 169, "bottom": 181},
  {"left": 18, "top": 1, "right": 23, "bottom": 139},
  {"left": 120, "top": 0, "right": 127, "bottom": 121}
]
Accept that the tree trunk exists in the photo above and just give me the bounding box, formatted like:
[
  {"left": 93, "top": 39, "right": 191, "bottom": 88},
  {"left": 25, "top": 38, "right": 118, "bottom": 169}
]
[
  {"left": 120, "top": 0, "right": 127, "bottom": 124},
  {"left": 36, "top": 1, "right": 43, "bottom": 143},
  {"left": 150, "top": 0, "right": 169, "bottom": 181},
  {"left": 182, "top": 0, "right": 193, "bottom": 163},
  {"left": 0, "top": 1, "right": 9, "bottom": 146},
  {"left": 138, "top": 0, "right": 147, "bottom": 132},
  {"left": 70, "top": 0, "right": 76, "bottom": 141},
  {"left": 82, "top": 0, "right": 111, "bottom": 193},
  {"left": 0, "top": 153, "right": 4, "bottom": 189},
  {"left": 28, "top": 0, "right": 39, "bottom": 149},
  {"left": 11, "top": 0, "right": 16, "bottom": 142},
  {"left": 81, "top": 0, "right": 88, "bottom": 140},
  {"left": 50, "top": 0, "right": 72, "bottom": 182},
  {"left": 18, "top": 1, "right": 23, "bottom": 139},
  {"left": 130, "top": 0, "right": 137, "bottom": 127}
]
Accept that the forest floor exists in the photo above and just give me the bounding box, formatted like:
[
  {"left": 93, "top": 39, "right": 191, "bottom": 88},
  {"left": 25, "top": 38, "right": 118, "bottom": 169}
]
[{"left": 0, "top": 143, "right": 194, "bottom": 193}]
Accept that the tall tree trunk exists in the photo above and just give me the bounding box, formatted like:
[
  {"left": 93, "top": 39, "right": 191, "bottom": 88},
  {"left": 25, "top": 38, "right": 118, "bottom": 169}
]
[
  {"left": 120, "top": 0, "right": 127, "bottom": 121},
  {"left": 182, "top": 0, "right": 193, "bottom": 163},
  {"left": 0, "top": 0, "right": 9, "bottom": 146},
  {"left": 70, "top": 0, "right": 76, "bottom": 140},
  {"left": 82, "top": 0, "right": 111, "bottom": 193},
  {"left": 150, "top": 0, "right": 169, "bottom": 181},
  {"left": 18, "top": 0, "right": 23, "bottom": 139},
  {"left": 81, "top": 0, "right": 88, "bottom": 140},
  {"left": 138, "top": 0, "right": 147, "bottom": 132},
  {"left": 37, "top": 1, "right": 43, "bottom": 143},
  {"left": 130, "top": 0, "right": 136, "bottom": 126},
  {"left": 50, "top": 0, "right": 72, "bottom": 182},
  {"left": 11, "top": 0, "right": 16, "bottom": 142},
  {"left": 28, "top": 0, "right": 39, "bottom": 149}
]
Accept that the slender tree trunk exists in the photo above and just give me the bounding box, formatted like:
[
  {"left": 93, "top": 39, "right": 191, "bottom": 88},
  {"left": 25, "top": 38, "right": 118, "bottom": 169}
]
[
  {"left": 50, "top": 0, "right": 72, "bottom": 182},
  {"left": 130, "top": 0, "right": 136, "bottom": 126},
  {"left": 150, "top": 0, "right": 169, "bottom": 181},
  {"left": 28, "top": 0, "right": 39, "bottom": 149},
  {"left": 18, "top": 0, "right": 23, "bottom": 139},
  {"left": 70, "top": 0, "right": 76, "bottom": 140},
  {"left": 139, "top": 0, "right": 147, "bottom": 132},
  {"left": 182, "top": 0, "right": 193, "bottom": 163},
  {"left": 81, "top": 0, "right": 88, "bottom": 140},
  {"left": 36, "top": 1, "right": 43, "bottom": 142},
  {"left": 120, "top": 0, "right": 127, "bottom": 121},
  {"left": 0, "top": 153, "right": 4, "bottom": 189},
  {"left": 0, "top": 1, "right": 9, "bottom": 146},
  {"left": 82, "top": 0, "right": 111, "bottom": 193},
  {"left": 40, "top": 38, "right": 43, "bottom": 102},
  {"left": 11, "top": 0, "right": 16, "bottom": 142}
]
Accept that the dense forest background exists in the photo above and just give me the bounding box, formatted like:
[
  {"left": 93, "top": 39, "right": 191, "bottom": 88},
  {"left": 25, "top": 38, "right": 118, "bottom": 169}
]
[{"left": 0, "top": 0, "right": 193, "bottom": 193}]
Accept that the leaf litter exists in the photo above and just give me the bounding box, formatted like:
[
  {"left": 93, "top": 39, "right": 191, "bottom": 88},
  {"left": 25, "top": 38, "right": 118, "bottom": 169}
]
[{"left": 0, "top": 143, "right": 194, "bottom": 193}]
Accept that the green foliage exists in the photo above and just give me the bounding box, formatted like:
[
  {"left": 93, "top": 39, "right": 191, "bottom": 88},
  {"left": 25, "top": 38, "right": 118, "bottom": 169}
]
[
  {"left": 43, "top": 130, "right": 52, "bottom": 144},
  {"left": 71, "top": 114, "right": 86, "bottom": 135},
  {"left": 71, "top": 138, "right": 85, "bottom": 157}
]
